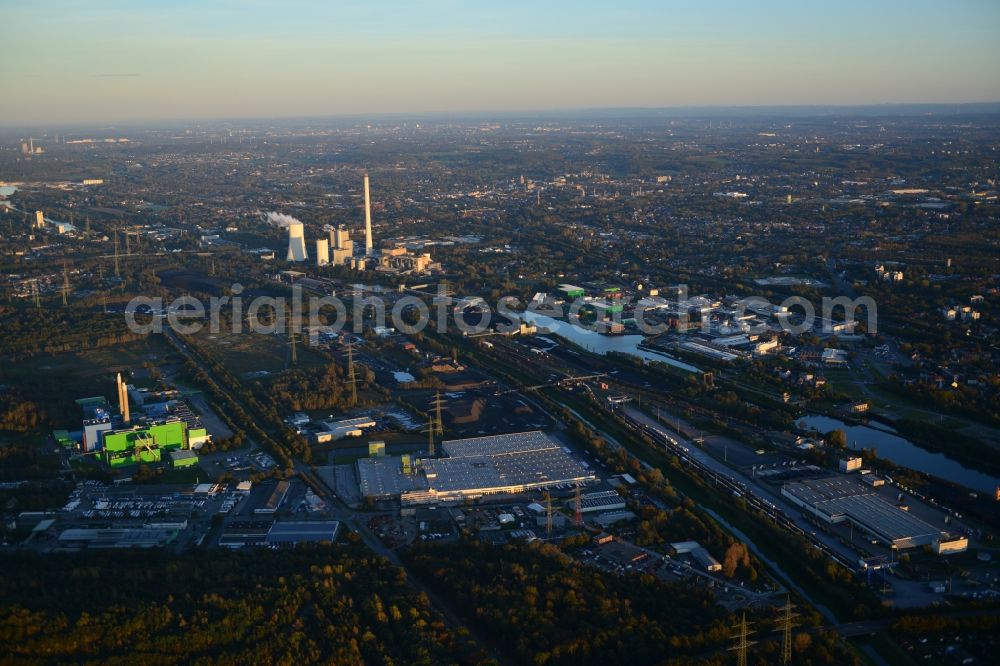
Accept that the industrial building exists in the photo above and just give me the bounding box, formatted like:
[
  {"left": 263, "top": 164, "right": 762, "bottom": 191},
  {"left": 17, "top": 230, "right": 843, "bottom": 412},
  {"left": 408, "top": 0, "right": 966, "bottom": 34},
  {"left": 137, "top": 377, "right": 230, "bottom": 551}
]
[
  {"left": 255, "top": 481, "right": 290, "bottom": 515},
  {"left": 357, "top": 431, "right": 595, "bottom": 505},
  {"left": 57, "top": 527, "right": 179, "bottom": 549},
  {"left": 670, "top": 540, "right": 722, "bottom": 572},
  {"left": 328, "top": 226, "right": 353, "bottom": 265},
  {"left": 103, "top": 420, "right": 190, "bottom": 467},
  {"left": 73, "top": 374, "right": 211, "bottom": 466},
  {"left": 168, "top": 449, "right": 200, "bottom": 468},
  {"left": 781, "top": 476, "right": 945, "bottom": 549},
  {"left": 314, "top": 416, "right": 376, "bottom": 442},
  {"left": 266, "top": 521, "right": 340, "bottom": 544},
  {"left": 578, "top": 490, "right": 627, "bottom": 513},
  {"left": 219, "top": 519, "right": 341, "bottom": 548}
]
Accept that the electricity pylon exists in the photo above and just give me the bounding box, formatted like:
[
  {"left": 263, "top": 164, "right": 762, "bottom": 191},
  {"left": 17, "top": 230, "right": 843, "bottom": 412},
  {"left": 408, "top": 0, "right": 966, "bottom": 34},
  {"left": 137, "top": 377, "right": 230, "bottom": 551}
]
[
  {"left": 729, "top": 613, "right": 756, "bottom": 666},
  {"left": 573, "top": 486, "right": 583, "bottom": 527},
  {"left": 285, "top": 302, "right": 298, "bottom": 366},
  {"left": 778, "top": 596, "right": 799, "bottom": 665},
  {"left": 424, "top": 411, "right": 436, "bottom": 458},
  {"left": 545, "top": 492, "right": 554, "bottom": 535},
  {"left": 345, "top": 339, "right": 358, "bottom": 406},
  {"left": 61, "top": 260, "right": 70, "bottom": 306},
  {"left": 113, "top": 228, "right": 120, "bottom": 276},
  {"left": 431, "top": 391, "right": 445, "bottom": 435}
]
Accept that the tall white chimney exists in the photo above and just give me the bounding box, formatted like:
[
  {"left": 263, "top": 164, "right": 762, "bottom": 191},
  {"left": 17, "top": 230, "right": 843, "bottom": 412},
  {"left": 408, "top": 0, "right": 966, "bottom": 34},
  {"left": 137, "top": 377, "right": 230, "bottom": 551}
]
[
  {"left": 363, "top": 174, "right": 373, "bottom": 256},
  {"left": 117, "top": 372, "right": 130, "bottom": 424}
]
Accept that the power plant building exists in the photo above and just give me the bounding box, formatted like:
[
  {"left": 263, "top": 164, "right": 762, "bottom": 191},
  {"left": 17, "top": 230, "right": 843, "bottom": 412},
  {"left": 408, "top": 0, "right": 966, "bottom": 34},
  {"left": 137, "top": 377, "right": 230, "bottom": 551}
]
[{"left": 330, "top": 226, "right": 354, "bottom": 265}]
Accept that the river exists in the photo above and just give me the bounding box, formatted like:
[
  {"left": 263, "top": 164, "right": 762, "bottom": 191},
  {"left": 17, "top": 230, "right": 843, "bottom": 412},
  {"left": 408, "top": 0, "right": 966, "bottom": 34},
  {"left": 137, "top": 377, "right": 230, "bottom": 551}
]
[
  {"left": 799, "top": 414, "right": 1000, "bottom": 494},
  {"left": 519, "top": 311, "right": 701, "bottom": 373}
]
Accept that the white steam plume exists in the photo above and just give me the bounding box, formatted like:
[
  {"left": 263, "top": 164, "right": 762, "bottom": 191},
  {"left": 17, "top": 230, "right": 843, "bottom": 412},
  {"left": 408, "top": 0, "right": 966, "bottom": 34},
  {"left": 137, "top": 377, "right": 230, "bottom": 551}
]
[{"left": 265, "top": 212, "right": 302, "bottom": 228}]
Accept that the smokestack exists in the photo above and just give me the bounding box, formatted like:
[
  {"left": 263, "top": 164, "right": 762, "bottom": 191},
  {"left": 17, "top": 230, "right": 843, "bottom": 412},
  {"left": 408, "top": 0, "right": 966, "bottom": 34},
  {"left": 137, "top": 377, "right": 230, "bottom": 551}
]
[
  {"left": 117, "top": 373, "right": 130, "bottom": 424},
  {"left": 363, "top": 174, "right": 373, "bottom": 256}
]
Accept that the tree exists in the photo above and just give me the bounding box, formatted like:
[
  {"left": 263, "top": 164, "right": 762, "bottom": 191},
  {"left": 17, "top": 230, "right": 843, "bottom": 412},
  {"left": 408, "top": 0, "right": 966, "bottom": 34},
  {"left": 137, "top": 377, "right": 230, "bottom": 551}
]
[{"left": 826, "top": 429, "right": 848, "bottom": 448}]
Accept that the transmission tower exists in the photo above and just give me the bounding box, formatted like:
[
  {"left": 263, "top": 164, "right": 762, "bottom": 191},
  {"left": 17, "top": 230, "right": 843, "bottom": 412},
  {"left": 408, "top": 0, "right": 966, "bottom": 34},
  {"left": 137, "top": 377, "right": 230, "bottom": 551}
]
[
  {"left": 113, "top": 228, "right": 121, "bottom": 276},
  {"left": 345, "top": 339, "right": 358, "bottom": 406},
  {"left": 124, "top": 226, "right": 131, "bottom": 256},
  {"left": 61, "top": 260, "right": 70, "bottom": 306},
  {"left": 424, "top": 410, "right": 436, "bottom": 458},
  {"left": 287, "top": 303, "right": 297, "bottom": 366},
  {"left": 573, "top": 486, "right": 583, "bottom": 527},
  {"left": 545, "top": 492, "right": 554, "bottom": 535},
  {"left": 728, "top": 613, "right": 756, "bottom": 666},
  {"left": 432, "top": 391, "right": 445, "bottom": 435},
  {"left": 31, "top": 280, "right": 40, "bottom": 308},
  {"left": 778, "top": 596, "right": 799, "bottom": 665}
]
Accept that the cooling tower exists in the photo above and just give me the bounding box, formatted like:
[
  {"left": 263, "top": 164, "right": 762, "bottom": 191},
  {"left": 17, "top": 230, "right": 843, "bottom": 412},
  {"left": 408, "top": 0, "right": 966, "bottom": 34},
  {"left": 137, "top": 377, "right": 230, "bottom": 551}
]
[
  {"left": 286, "top": 221, "right": 308, "bottom": 262},
  {"left": 316, "top": 238, "right": 330, "bottom": 266}
]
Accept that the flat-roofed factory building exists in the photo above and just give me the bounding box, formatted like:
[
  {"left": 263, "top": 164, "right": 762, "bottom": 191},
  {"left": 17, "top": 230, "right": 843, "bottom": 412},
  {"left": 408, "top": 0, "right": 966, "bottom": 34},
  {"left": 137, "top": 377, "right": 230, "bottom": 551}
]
[
  {"left": 357, "top": 431, "right": 595, "bottom": 505},
  {"left": 781, "top": 476, "right": 944, "bottom": 549}
]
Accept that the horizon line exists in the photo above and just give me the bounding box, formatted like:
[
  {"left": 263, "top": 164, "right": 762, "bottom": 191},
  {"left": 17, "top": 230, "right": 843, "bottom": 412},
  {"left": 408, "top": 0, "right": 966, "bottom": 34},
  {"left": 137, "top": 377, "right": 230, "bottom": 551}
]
[{"left": 3, "top": 101, "right": 1000, "bottom": 130}]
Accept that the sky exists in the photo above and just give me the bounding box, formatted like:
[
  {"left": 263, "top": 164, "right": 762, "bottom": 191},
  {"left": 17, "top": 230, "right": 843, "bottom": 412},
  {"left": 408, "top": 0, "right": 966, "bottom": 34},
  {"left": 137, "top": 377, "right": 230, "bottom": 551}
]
[{"left": 2, "top": 0, "right": 999, "bottom": 125}]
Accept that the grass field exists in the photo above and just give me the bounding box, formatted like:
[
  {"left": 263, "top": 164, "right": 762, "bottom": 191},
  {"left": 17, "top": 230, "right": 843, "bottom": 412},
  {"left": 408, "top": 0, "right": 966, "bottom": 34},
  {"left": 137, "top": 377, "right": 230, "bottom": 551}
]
[{"left": 191, "top": 329, "right": 328, "bottom": 375}]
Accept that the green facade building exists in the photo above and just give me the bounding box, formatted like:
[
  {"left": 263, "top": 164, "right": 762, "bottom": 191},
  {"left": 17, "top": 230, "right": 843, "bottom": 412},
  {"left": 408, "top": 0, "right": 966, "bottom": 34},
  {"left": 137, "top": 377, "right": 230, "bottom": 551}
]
[{"left": 103, "top": 421, "right": 188, "bottom": 468}]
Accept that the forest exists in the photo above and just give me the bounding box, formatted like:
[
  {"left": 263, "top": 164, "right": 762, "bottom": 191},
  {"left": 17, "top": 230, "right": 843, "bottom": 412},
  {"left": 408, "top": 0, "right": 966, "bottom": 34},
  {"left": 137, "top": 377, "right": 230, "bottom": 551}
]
[
  {"left": 0, "top": 545, "right": 486, "bottom": 665},
  {"left": 404, "top": 539, "right": 857, "bottom": 666}
]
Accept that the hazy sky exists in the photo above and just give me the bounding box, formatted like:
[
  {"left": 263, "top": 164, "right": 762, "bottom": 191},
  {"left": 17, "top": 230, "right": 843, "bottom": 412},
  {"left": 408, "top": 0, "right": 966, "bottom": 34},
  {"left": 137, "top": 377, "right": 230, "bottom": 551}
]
[{"left": 2, "top": 0, "right": 999, "bottom": 125}]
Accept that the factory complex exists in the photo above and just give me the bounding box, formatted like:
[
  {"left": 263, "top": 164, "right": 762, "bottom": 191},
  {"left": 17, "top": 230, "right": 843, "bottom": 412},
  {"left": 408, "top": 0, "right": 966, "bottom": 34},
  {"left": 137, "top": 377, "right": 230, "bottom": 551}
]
[
  {"left": 69, "top": 372, "right": 211, "bottom": 468},
  {"left": 781, "top": 476, "right": 967, "bottom": 552},
  {"left": 357, "top": 431, "right": 595, "bottom": 505}
]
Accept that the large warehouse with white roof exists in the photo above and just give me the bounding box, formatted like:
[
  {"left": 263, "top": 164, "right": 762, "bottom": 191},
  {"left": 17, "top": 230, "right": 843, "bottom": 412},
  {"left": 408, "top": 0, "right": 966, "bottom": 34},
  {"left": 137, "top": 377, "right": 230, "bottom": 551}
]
[{"left": 357, "top": 431, "right": 595, "bottom": 505}]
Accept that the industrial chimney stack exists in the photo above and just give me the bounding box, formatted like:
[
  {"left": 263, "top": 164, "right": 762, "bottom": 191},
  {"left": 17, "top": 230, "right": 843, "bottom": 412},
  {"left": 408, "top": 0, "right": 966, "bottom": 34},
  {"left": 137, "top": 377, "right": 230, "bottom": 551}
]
[
  {"left": 363, "top": 174, "right": 374, "bottom": 256},
  {"left": 116, "top": 372, "right": 131, "bottom": 424}
]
